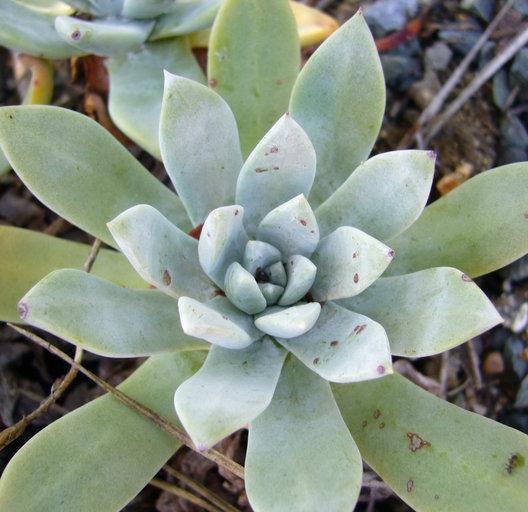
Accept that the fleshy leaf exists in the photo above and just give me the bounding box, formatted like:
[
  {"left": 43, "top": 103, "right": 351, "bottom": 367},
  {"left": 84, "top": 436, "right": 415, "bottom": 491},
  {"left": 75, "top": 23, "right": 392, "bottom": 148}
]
[
  {"left": 254, "top": 302, "right": 321, "bottom": 339},
  {"left": 224, "top": 262, "right": 267, "bottom": 314},
  {"left": 242, "top": 240, "right": 282, "bottom": 275},
  {"left": 0, "top": 352, "right": 205, "bottom": 512},
  {"left": 108, "top": 204, "right": 216, "bottom": 302},
  {"left": 257, "top": 194, "right": 319, "bottom": 259},
  {"left": 54, "top": 16, "right": 154, "bottom": 57},
  {"left": 246, "top": 356, "right": 362, "bottom": 512},
  {"left": 258, "top": 283, "right": 284, "bottom": 305},
  {"left": 266, "top": 261, "right": 287, "bottom": 286},
  {"left": 340, "top": 267, "right": 503, "bottom": 357},
  {"left": 316, "top": 150, "right": 436, "bottom": 240},
  {"left": 236, "top": 113, "right": 316, "bottom": 236},
  {"left": 278, "top": 254, "right": 317, "bottom": 306},
  {"left": 0, "top": 106, "right": 191, "bottom": 246},
  {"left": 160, "top": 73, "right": 243, "bottom": 226},
  {"left": 19, "top": 270, "right": 207, "bottom": 357},
  {"left": 208, "top": 0, "right": 300, "bottom": 157},
  {"left": 277, "top": 301, "right": 392, "bottom": 382},
  {"left": 386, "top": 163, "right": 528, "bottom": 278},
  {"left": 333, "top": 373, "right": 528, "bottom": 512},
  {"left": 106, "top": 38, "right": 205, "bottom": 159},
  {"left": 178, "top": 296, "right": 261, "bottom": 349},
  {"left": 0, "top": 0, "right": 85, "bottom": 59},
  {"left": 310, "top": 226, "right": 394, "bottom": 301},
  {"left": 150, "top": 0, "right": 222, "bottom": 39},
  {"left": 198, "top": 205, "right": 249, "bottom": 287},
  {"left": 0, "top": 226, "right": 147, "bottom": 323},
  {"left": 121, "top": 0, "right": 175, "bottom": 19},
  {"left": 174, "top": 338, "right": 285, "bottom": 449},
  {"left": 289, "top": 10, "right": 385, "bottom": 208}
]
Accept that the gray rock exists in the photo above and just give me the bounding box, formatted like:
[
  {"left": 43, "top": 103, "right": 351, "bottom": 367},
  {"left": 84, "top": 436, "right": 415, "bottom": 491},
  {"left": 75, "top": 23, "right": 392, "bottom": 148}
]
[
  {"left": 362, "top": 0, "right": 419, "bottom": 38},
  {"left": 504, "top": 338, "right": 528, "bottom": 381},
  {"left": 380, "top": 53, "right": 419, "bottom": 89},
  {"left": 462, "top": 0, "right": 496, "bottom": 22},
  {"left": 425, "top": 42, "right": 453, "bottom": 71},
  {"left": 497, "top": 114, "right": 528, "bottom": 165},
  {"left": 500, "top": 254, "right": 528, "bottom": 282},
  {"left": 492, "top": 70, "right": 511, "bottom": 109},
  {"left": 510, "top": 47, "right": 528, "bottom": 88},
  {"left": 478, "top": 41, "right": 496, "bottom": 69},
  {"left": 439, "top": 29, "right": 483, "bottom": 55},
  {"left": 514, "top": 375, "right": 528, "bottom": 408},
  {"left": 514, "top": 0, "right": 528, "bottom": 15}
]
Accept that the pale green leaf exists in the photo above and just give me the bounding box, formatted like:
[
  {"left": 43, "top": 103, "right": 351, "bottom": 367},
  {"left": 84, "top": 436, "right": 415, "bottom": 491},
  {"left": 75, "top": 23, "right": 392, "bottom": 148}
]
[
  {"left": 178, "top": 296, "right": 261, "bottom": 349},
  {"left": 160, "top": 73, "right": 242, "bottom": 225},
  {"left": 259, "top": 283, "right": 284, "bottom": 305},
  {"left": 175, "top": 338, "right": 285, "bottom": 449},
  {"left": 278, "top": 254, "right": 316, "bottom": 306},
  {"left": 122, "top": 0, "right": 175, "bottom": 19},
  {"left": 254, "top": 302, "right": 321, "bottom": 339},
  {"left": 246, "top": 356, "right": 362, "bottom": 512},
  {"left": 277, "top": 301, "right": 392, "bottom": 382},
  {"left": 0, "top": 148, "right": 10, "bottom": 176},
  {"left": 224, "top": 262, "right": 267, "bottom": 314},
  {"left": 289, "top": 10, "right": 385, "bottom": 208},
  {"left": 0, "top": 106, "right": 191, "bottom": 247},
  {"left": 150, "top": 0, "right": 222, "bottom": 39},
  {"left": 199, "top": 205, "right": 248, "bottom": 287},
  {"left": 316, "top": 150, "right": 436, "bottom": 240},
  {"left": 236, "top": 113, "right": 316, "bottom": 236},
  {"left": 19, "top": 269, "right": 207, "bottom": 357},
  {"left": 0, "top": 0, "right": 85, "bottom": 58},
  {"left": 257, "top": 194, "right": 319, "bottom": 259},
  {"left": 242, "top": 240, "right": 281, "bottom": 275},
  {"left": 266, "top": 261, "right": 287, "bottom": 286},
  {"left": 87, "top": 0, "right": 123, "bottom": 16},
  {"left": 108, "top": 204, "right": 216, "bottom": 302},
  {"left": 0, "top": 351, "right": 205, "bottom": 512},
  {"left": 54, "top": 16, "right": 153, "bottom": 57},
  {"left": 0, "top": 226, "right": 147, "bottom": 323},
  {"left": 333, "top": 372, "right": 528, "bottom": 512},
  {"left": 208, "top": 0, "right": 300, "bottom": 157},
  {"left": 310, "top": 226, "right": 394, "bottom": 301},
  {"left": 386, "top": 163, "right": 528, "bottom": 278},
  {"left": 106, "top": 38, "right": 205, "bottom": 159},
  {"left": 341, "top": 267, "right": 503, "bottom": 357}
]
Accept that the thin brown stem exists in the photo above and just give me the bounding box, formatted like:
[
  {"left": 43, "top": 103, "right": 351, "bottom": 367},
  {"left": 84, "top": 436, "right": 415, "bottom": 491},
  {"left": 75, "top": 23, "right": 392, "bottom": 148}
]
[
  {"left": 150, "top": 478, "right": 222, "bottom": 512},
  {"left": 164, "top": 465, "right": 242, "bottom": 512},
  {"left": 82, "top": 238, "right": 102, "bottom": 273},
  {"left": 7, "top": 324, "right": 245, "bottom": 480}
]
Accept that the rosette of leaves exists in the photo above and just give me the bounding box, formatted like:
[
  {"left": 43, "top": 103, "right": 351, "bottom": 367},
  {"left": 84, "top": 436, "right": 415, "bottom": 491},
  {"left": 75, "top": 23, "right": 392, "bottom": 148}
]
[
  {"left": 0, "top": 0, "right": 336, "bottom": 159},
  {"left": 0, "top": 2, "right": 528, "bottom": 512}
]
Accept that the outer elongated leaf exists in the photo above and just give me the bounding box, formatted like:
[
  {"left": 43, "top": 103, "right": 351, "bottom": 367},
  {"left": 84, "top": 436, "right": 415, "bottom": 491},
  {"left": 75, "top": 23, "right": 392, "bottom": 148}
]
[
  {"left": 246, "top": 356, "right": 362, "bottom": 512},
  {"left": 0, "top": 351, "right": 205, "bottom": 512},
  {"left": 316, "top": 150, "right": 436, "bottom": 240},
  {"left": 208, "top": 0, "right": 300, "bottom": 157},
  {"left": 310, "top": 226, "right": 393, "bottom": 301},
  {"left": 122, "top": 0, "right": 175, "bottom": 19},
  {"left": 386, "top": 163, "right": 528, "bottom": 278},
  {"left": 341, "top": 267, "right": 503, "bottom": 357},
  {"left": 0, "top": 106, "right": 191, "bottom": 247},
  {"left": 333, "top": 373, "right": 528, "bottom": 512},
  {"left": 257, "top": 194, "right": 319, "bottom": 259},
  {"left": 0, "top": 226, "right": 146, "bottom": 323},
  {"left": 0, "top": 0, "right": 85, "bottom": 59},
  {"left": 108, "top": 205, "right": 216, "bottom": 302},
  {"left": 151, "top": 0, "right": 222, "bottom": 39},
  {"left": 175, "top": 338, "right": 286, "bottom": 449},
  {"left": 54, "top": 16, "right": 153, "bottom": 56},
  {"left": 160, "top": 73, "right": 243, "bottom": 226},
  {"left": 289, "top": 10, "right": 385, "bottom": 208},
  {"left": 236, "top": 113, "right": 316, "bottom": 236},
  {"left": 106, "top": 38, "right": 205, "bottom": 159},
  {"left": 19, "top": 270, "right": 207, "bottom": 357},
  {"left": 277, "top": 301, "right": 392, "bottom": 382}
]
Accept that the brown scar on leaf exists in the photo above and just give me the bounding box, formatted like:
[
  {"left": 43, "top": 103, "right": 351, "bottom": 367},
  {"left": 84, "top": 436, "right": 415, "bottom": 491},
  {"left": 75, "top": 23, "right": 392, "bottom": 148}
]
[
  {"left": 208, "top": 78, "right": 217, "bottom": 87},
  {"left": 162, "top": 270, "right": 172, "bottom": 286},
  {"left": 300, "top": 219, "right": 307, "bottom": 226},
  {"left": 362, "top": 420, "right": 367, "bottom": 428},
  {"left": 379, "top": 422, "right": 385, "bottom": 429},
  {"left": 353, "top": 273, "right": 359, "bottom": 283},
  {"left": 313, "top": 357, "right": 320, "bottom": 365},
  {"left": 461, "top": 274, "right": 472, "bottom": 282},
  {"left": 407, "top": 432, "right": 431, "bottom": 452},
  {"left": 407, "top": 480, "right": 414, "bottom": 492},
  {"left": 505, "top": 452, "right": 524, "bottom": 474},
  {"left": 373, "top": 409, "right": 381, "bottom": 419},
  {"left": 214, "top": 289, "right": 226, "bottom": 297},
  {"left": 354, "top": 324, "right": 367, "bottom": 335}
]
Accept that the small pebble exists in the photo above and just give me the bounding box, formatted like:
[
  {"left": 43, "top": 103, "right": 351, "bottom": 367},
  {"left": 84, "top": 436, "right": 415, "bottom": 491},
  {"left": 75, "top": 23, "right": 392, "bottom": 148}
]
[
  {"left": 439, "top": 29, "right": 483, "bottom": 55},
  {"left": 362, "top": 0, "right": 419, "bottom": 37},
  {"left": 514, "top": 375, "right": 528, "bottom": 408},
  {"left": 510, "top": 48, "right": 528, "bottom": 88},
  {"left": 514, "top": 0, "right": 528, "bottom": 15},
  {"left": 482, "top": 351, "right": 505, "bottom": 376},
  {"left": 504, "top": 338, "right": 528, "bottom": 381},
  {"left": 492, "top": 70, "right": 511, "bottom": 109},
  {"left": 425, "top": 42, "right": 453, "bottom": 72},
  {"left": 462, "top": 0, "right": 496, "bottom": 22}
]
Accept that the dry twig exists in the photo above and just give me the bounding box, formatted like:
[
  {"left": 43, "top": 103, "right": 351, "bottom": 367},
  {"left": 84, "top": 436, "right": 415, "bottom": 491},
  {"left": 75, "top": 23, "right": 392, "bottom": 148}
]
[{"left": 150, "top": 478, "right": 222, "bottom": 512}]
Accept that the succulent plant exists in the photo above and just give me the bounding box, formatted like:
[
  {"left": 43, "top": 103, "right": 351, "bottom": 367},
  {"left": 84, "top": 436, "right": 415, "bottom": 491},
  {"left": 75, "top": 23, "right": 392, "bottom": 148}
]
[
  {"left": 0, "top": 0, "right": 337, "bottom": 158},
  {"left": 1, "top": 1, "right": 528, "bottom": 511}
]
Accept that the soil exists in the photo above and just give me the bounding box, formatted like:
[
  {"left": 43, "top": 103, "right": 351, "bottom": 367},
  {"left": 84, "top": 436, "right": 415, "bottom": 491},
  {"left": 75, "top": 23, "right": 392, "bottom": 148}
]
[{"left": 1, "top": 1, "right": 527, "bottom": 511}]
